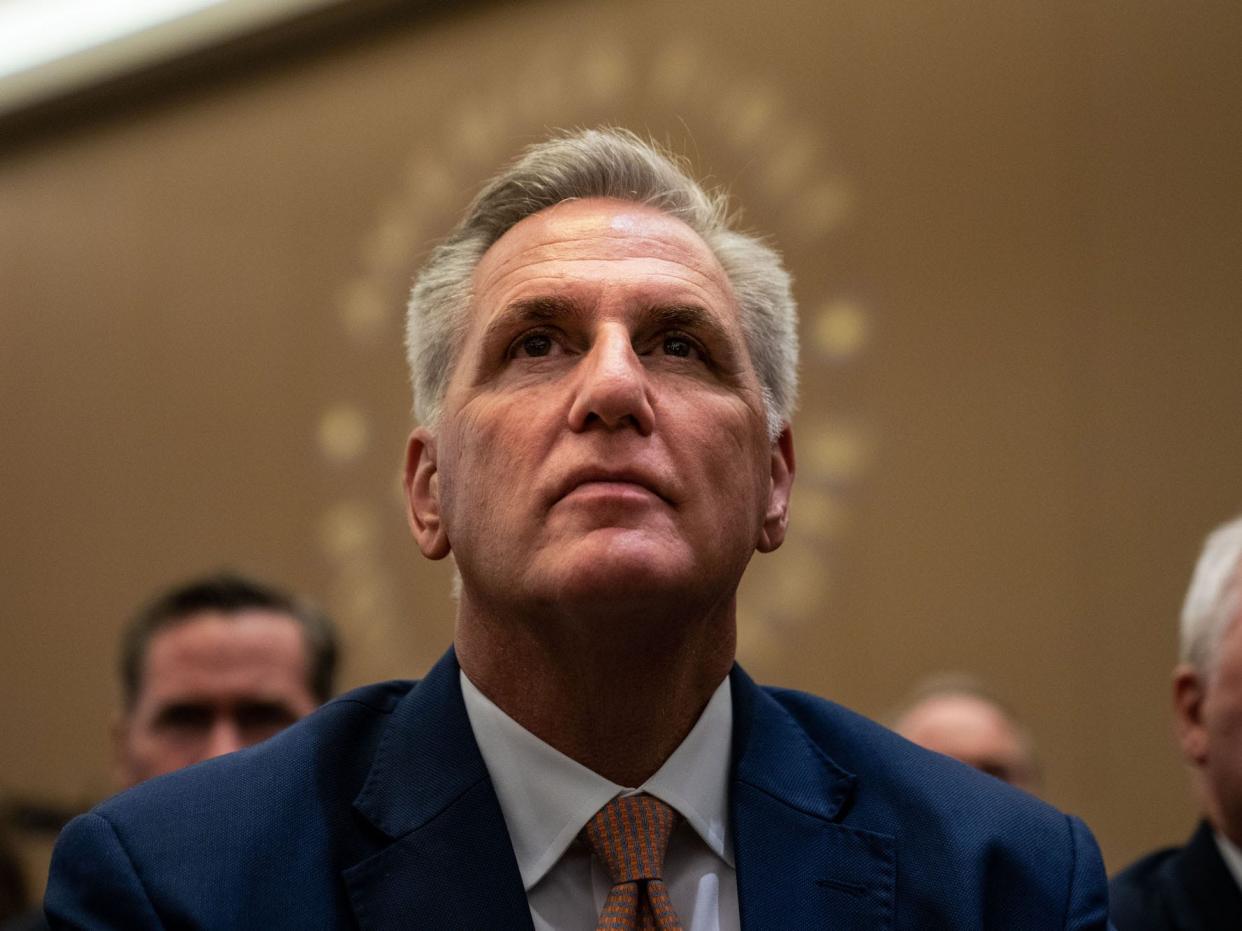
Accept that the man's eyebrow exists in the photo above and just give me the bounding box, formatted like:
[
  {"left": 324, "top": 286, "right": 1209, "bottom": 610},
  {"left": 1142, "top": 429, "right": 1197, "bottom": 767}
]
[
  {"left": 151, "top": 702, "right": 212, "bottom": 723},
  {"left": 481, "top": 296, "right": 582, "bottom": 345},
  {"left": 645, "top": 303, "right": 731, "bottom": 343},
  {"left": 479, "top": 297, "right": 734, "bottom": 347},
  {"left": 156, "top": 701, "right": 210, "bottom": 712}
]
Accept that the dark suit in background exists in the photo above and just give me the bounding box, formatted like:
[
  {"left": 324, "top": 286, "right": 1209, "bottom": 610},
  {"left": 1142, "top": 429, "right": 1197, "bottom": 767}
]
[{"left": 1110, "top": 821, "right": 1242, "bottom": 930}]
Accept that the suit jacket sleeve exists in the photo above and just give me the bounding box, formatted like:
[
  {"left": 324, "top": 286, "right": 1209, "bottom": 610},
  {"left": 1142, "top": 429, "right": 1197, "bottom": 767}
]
[
  {"left": 1065, "top": 813, "right": 1111, "bottom": 931},
  {"left": 45, "top": 812, "right": 163, "bottom": 930}
]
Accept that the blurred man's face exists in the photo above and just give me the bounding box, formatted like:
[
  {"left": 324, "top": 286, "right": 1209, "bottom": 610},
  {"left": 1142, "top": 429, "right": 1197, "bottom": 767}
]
[
  {"left": 406, "top": 198, "right": 793, "bottom": 616},
  {"left": 895, "top": 693, "right": 1038, "bottom": 791},
  {"left": 1176, "top": 601, "right": 1242, "bottom": 845},
  {"left": 117, "top": 611, "right": 318, "bottom": 786}
]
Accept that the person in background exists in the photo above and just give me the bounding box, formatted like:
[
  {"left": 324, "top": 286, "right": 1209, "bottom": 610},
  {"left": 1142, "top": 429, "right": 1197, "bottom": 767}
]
[
  {"left": 46, "top": 128, "right": 1107, "bottom": 930},
  {"left": 1111, "top": 515, "right": 1242, "bottom": 929},
  {"left": 113, "top": 571, "right": 338, "bottom": 785},
  {"left": 4, "top": 572, "right": 338, "bottom": 931},
  {"left": 891, "top": 673, "right": 1041, "bottom": 793}
]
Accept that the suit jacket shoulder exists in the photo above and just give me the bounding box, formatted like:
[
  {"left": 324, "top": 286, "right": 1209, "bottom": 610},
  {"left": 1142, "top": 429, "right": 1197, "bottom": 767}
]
[
  {"left": 47, "top": 651, "right": 531, "bottom": 931},
  {"left": 732, "top": 674, "right": 1109, "bottom": 929},
  {"left": 46, "top": 679, "right": 419, "bottom": 930},
  {"left": 1110, "top": 820, "right": 1242, "bottom": 930}
]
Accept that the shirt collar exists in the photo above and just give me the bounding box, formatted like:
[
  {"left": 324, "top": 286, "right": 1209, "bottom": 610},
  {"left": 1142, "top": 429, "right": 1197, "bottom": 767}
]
[
  {"left": 1214, "top": 828, "right": 1242, "bottom": 892},
  {"left": 460, "top": 670, "right": 734, "bottom": 891}
]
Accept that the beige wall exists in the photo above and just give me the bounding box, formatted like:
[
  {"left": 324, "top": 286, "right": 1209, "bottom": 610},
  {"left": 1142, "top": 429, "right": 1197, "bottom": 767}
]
[{"left": 3, "top": 0, "right": 1241, "bottom": 888}]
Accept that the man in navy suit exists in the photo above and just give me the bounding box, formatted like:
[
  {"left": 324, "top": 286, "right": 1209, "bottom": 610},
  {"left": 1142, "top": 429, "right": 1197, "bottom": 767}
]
[
  {"left": 1111, "top": 516, "right": 1242, "bottom": 929},
  {"left": 46, "top": 128, "right": 1109, "bottom": 929}
]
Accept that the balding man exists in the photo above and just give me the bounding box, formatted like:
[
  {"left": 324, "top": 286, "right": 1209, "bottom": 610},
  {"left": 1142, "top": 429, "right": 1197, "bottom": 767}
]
[
  {"left": 892, "top": 675, "right": 1040, "bottom": 792},
  {"left": 1111, "top": 516, "right": 1242, "bottom": 928},
  {"left": 47, "top": 129, "right": 1108, "bottom": 930}
]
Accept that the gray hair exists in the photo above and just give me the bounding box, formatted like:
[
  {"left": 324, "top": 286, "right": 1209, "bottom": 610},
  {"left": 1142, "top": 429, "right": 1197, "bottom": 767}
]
[
  {"left": 405, "top": 128, "right": 798, "bottom": 439},
  {"left": 1180, "top": 514, "right": 1242, "bottom": 675}
]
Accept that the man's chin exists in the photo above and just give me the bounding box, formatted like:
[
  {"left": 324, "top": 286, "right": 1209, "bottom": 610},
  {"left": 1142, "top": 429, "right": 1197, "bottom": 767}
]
[{"left": 537, "top": 536, "right": 701, "bottom": 607}]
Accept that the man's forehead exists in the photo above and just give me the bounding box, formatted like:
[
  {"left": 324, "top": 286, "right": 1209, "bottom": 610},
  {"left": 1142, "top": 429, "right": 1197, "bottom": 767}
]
[
  {"left": 470, "top": 198, "right": 733, "bottom": 308},
  {"left": 466, "top": 196, "right": 735, "bottom": 327},
  {"left": 903, "top": 695, "right": 1018, "bottom": 738},
  {"left": 143, "top": 611, "right": 307, "bottom": 670},
  {"left": 138, "top": 615, "right": 310, "bottom": 697},
  {"left": 484, "top": 196, "right": 708, "bottom": 249}
]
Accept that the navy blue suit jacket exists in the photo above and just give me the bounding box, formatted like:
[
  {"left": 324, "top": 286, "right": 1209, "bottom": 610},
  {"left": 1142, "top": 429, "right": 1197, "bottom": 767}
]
[
  {"left": 47, "top": 649, "right": 1108, "bottom": 929},
  {"left": 1110, "top": 820, "right": 1242, "bottom": 929}
]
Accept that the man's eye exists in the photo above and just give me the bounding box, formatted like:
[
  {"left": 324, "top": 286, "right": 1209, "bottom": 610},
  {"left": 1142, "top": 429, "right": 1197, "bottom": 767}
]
[
  {"left": 662, "top": 334, "right": 698, "bottom": 359},
  {"left": 154, "top": 705, "right": 212, "bottom": 733},
  {"left": 515, "top": 333, "right": 554, "bottom": 357}
]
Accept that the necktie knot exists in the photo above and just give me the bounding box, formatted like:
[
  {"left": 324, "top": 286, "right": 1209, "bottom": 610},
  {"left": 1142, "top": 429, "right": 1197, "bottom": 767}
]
[{"left": 580, "top": 793, "right": 679, "bottom": 884}]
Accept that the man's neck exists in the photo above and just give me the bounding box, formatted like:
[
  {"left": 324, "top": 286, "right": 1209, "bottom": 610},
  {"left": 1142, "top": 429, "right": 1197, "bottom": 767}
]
[{"left": 454, "top": 595, "right": 736, "bottom": 788}]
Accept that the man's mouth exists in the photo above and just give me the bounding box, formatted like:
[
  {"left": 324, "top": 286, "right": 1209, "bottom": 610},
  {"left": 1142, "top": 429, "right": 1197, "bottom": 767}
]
[{"left": 552, "top": 466, "right": 674, "bottom": 507}]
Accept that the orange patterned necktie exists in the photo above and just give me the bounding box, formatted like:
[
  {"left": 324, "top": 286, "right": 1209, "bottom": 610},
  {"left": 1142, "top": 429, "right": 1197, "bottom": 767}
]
[{"left": 579, "top": 794, "right": 685, "bottom": 931}]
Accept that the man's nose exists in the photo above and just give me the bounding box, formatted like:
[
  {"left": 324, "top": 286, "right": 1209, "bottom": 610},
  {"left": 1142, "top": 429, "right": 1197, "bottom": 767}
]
[
  {"left": 567, "top": 327, "right": 655, "bottom": 434},
  {"left": 202, "top": 718, "right": 244, "bottom": 761}
]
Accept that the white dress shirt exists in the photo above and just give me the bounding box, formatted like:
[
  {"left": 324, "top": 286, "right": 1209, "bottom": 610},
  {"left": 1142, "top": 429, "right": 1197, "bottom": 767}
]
[
  {"left": 1214, "top": 829, "right": 1242, "bottom": 893},
  {"left": 460, "top": 671, "right": 740, "bottom": 931}
]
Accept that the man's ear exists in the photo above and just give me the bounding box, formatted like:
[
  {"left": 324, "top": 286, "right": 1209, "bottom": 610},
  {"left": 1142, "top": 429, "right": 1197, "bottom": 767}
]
[
  {"left": 404, "top": 427, "right": 451, "bottom": 560},
  {"left": 757, "top": 425, "right": 795, "bottom": 554},
  {"left": 1173, "top": 663, "right": 1209, "bottom": 767}
]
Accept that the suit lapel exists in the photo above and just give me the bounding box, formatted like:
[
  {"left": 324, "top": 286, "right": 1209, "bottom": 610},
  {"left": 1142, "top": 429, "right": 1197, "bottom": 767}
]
[
  {"left": 1164, "top": 821, "right": 1242, "bottom": 929},
  {"left": 730, "top": 666, "right": 897, "bottom": 930},
  {"left": 343, "top": 649, "right": 533, "bottom": 931}
]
